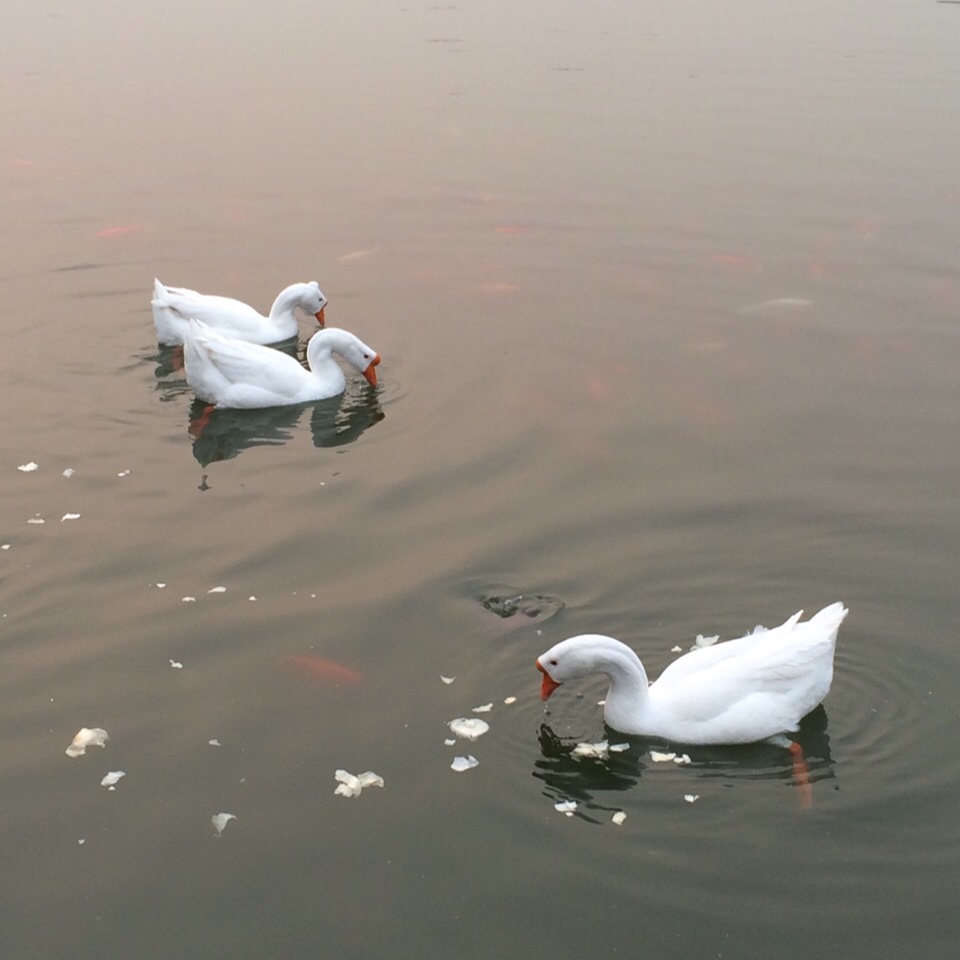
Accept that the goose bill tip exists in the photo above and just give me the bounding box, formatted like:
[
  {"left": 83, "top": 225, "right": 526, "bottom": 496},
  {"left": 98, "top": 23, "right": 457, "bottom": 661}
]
[
  {"left": 536, "top": 659, "right": 561, "bottom": 700},
  {"left": 363, "top": 354, "right": 381, "bottom": 386}
]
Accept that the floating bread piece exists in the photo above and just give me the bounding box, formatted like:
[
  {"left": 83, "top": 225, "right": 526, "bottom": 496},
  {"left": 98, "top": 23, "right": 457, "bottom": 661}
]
[
  {"left": 572, "top": 741, "right": 609, "bottom": 759},
  {"left": 66, "top": 727, "right": 109, "bottom": 757},
  {"left": 450, "top": 755, "right": 479, "bottom": 772},
  {"left": 334, "top": 769, "right": 384, "bottom": 798},
  {"left": 212, "top": 812, "right": 236, "bottom": 835},
  {"left": 447, "top": 718, "right": 490, "bottom": 740}
]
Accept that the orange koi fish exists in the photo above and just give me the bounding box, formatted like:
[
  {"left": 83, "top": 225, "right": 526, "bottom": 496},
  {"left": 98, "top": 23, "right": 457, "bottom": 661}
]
[
  {"left": 282, "top": 655, "right": 363, "bottom": 686},
  {"left": 94, "top": 225, "right": 141, "bottom": 238}
]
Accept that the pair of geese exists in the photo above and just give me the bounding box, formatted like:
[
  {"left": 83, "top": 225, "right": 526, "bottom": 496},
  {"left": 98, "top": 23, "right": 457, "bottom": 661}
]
[
  {"left": 153, "top": 278, "right": 849, "bottom": 752},
  {"left": 152, "top": 279, "right": 380, "bottom": 409}
]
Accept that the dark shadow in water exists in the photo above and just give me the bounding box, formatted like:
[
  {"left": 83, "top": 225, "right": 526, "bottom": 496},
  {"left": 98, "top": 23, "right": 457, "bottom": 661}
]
[
  {"left": 188, "top": 383, "right": 385, "bottom": 466},
  {"left": 478, "top": 583, "right": 565, "bottom": 622},
  {"left": 533, "top": 707, "right": 835, "bottom": 822}
]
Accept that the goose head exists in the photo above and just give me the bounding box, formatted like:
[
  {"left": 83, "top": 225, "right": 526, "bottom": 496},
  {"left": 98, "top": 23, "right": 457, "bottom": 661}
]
[
  {"left": 300, "top": 281, "right": 328, "bottom": 326},
  {"left": 308, "top": 329, "right": 381, "bottom": 386},
  {"left": 536, "top": 634, "right": 646, "bottom": 701}
]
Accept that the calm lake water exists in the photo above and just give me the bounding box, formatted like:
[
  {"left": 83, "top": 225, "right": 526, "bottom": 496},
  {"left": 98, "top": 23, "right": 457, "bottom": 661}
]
[{"left": 2, "top": 1, "right": 959, "bottom": 958}]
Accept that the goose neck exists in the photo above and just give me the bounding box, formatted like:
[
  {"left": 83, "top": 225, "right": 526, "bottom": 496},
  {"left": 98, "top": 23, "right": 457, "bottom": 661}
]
[
  {"left": 601, "top": 647, "right": 652, "bottom": 731},
  {"left": 268, "top": 284, "right": 308, "bottom": 322}
]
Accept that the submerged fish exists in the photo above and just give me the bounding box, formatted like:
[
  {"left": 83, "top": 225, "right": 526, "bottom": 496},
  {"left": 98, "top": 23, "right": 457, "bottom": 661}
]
[
  {"left": 739, "top": 297, "right": 813, "bottom": 316},
  {"left": 282, "top": 655, "right": 362, "bottom": 686},
  {"left": 94, "top": 224, "right": 141, "bottom": 238}
]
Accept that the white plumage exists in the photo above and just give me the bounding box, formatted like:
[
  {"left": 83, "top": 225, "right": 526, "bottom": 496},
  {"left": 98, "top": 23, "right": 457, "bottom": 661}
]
[
  {"left": 536, "top": 602, "right": 848, "bottom": 745},
  {"left": 151, "top": 279, "right": 327, "bottom": 346}
]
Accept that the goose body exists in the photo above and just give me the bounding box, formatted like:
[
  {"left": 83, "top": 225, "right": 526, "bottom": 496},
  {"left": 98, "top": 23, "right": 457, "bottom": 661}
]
[
  {"left": 152, "top": 279, "right": 327, "bottom": 346},
  {"left": 184, "top": 320, "right": 380, "bottom": 409},
  {"left": 536, "top": 602, "right": 848, "bottom": 745}
]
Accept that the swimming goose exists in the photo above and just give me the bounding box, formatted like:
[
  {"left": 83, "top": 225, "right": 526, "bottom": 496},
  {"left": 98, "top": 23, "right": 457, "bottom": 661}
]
[
  {"left": 536, "top": 602, "right": 848, "bottom": 745},
  {"left": 184, "top": 320, "right": 380, "bottom": 409},
  {"left": 152, "top": 279, "right": 327, "bottom": 346}
]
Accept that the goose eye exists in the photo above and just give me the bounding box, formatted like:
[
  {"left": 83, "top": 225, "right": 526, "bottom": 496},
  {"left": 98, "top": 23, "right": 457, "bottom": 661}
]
[{"left": 549, "top": 659, "right": 558, "bottom": 666}]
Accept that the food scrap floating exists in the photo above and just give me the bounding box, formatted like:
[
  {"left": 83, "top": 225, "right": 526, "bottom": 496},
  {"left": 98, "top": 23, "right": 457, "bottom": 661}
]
[
  {"left": 17, "top": 462, "right": 39, "bottom": 472},
  {"left": 26, "top": 516, "right": 44, "bottom": 524},
  {"left": 670, "top": 645, "right": 682, "bottom": 653},
  {"left": 61, "top": 513, "right": 81, "bottom": 522},
  {"left": 63, "top": 468, "right": 75, "bottom": 478},
  {"left": 472, "top": 703, "right": 493, "bottom": 713},
  {"left": 208, "top": 739, "right": 221, "bottom": 747},
  {"left": 440, "top": 676, "right": 456, "bottom": 685},
  {"left": 155, "top": 583, "right": 167, "bottom": 589},
  {"left": 66, "top": 727, "right": 109, "bottom": 757},
  {"left": 554, "top": 800, "right": 577, "bottom": 817},
  {"left": 334, "top": 769, "right": 384, "bottom": 798},
  {"left": 690, "top": 633, "right": 719, "bottom": 651},
  {"left": 447, "top": 718, "right": 489, "bottom": 740},
  {"left": 182, "top": 596, "right": 196, "bottom": 603},
  {"left": 207, "top": 586, "right": 226, "bottom": 594},
  {"left": 169, "top": 660, "right": 183, "bottom": 669},
  {"left": 450, "top": 755, "right": 479, "bottom": 772},
  {"left": 650, "top": 751, "right": 676, "bottom": 763},
  {"left": 117, "top": 469, "right": 130, "bottom": 477},
  {"left": 503, "top": 696, "right": 517, "bottom": 705},
  {"left": 612, "top": 811, "right": 627, "bottom": 826},
  {"left": 211, "top": 812, "right": 236, "bottom": 836},
  {"left": 572, "top": 741, "right": 609, "bottom": 759},
  {"left": 609, "top": 743, "right": 630, "bottom": 753},
  {"left": 100, "top": 771, "right": 126, "bottom": 789},
  {"left": 674, "top": 753, "right": 692, "bottom": 765},
  {"left": 684, "top": 794, "right": 700, "bottom": 804}
]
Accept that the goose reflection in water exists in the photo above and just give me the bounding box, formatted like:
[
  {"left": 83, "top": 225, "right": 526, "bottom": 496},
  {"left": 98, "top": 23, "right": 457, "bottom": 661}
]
[
  {"left": 186, "top": 377, "right": 385, "bottom": 466},
  {"left": 149, "top": 340, "right": 385, "bottom": 464},
  {"left": 533, "top": 706, "right": 835, "bottom": 819}
]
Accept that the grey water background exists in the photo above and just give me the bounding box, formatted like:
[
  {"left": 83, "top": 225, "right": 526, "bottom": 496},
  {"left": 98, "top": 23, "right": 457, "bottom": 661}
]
[{"left": 2, "top": 1, "right": 959, "bottom": 957}]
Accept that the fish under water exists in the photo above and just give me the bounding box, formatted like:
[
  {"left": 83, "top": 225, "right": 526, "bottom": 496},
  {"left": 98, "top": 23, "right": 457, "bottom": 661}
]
[{"left": 281, "top": 655, "right": 363, "bottom": 686}]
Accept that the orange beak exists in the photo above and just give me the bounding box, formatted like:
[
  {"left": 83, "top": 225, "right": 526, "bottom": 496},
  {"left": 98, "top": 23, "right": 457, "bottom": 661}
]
[
  {"left": 363, "top": 354, "right": 381, "bottom": 386},
  {"left": 536, "top": 659, "right": 561, "bottom": 700},
  {"left": 315, "top": 306, "right": 326, "bottom": 327}
]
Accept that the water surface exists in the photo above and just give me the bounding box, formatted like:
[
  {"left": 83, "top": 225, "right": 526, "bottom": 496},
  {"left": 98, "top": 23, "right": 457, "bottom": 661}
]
[{"left": 2, "top": 2, "right": 959, "bottom": 958}]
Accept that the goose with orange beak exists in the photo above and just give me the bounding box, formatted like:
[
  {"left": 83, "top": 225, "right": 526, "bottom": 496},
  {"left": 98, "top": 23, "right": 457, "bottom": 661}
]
[
  {"left": 535, "top": 602, "right": 847, "bottom": 745},
  {"left": 152, "top": 279, "right": 327, "bottom": 346},
  {"left": 184, "top": 321, "right": 381, "bottom": 409}
]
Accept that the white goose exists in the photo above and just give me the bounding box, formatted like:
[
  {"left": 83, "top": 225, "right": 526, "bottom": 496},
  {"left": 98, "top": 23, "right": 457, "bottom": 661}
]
[
  {"left": 536, "top": 602, "right": 848, "bottom": 745},
  {"left": 184, "top": 320, "right": 380, "bottom": 409},
  {"left": 152, "top": 279, "right": 327, "bottom": 346}
]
